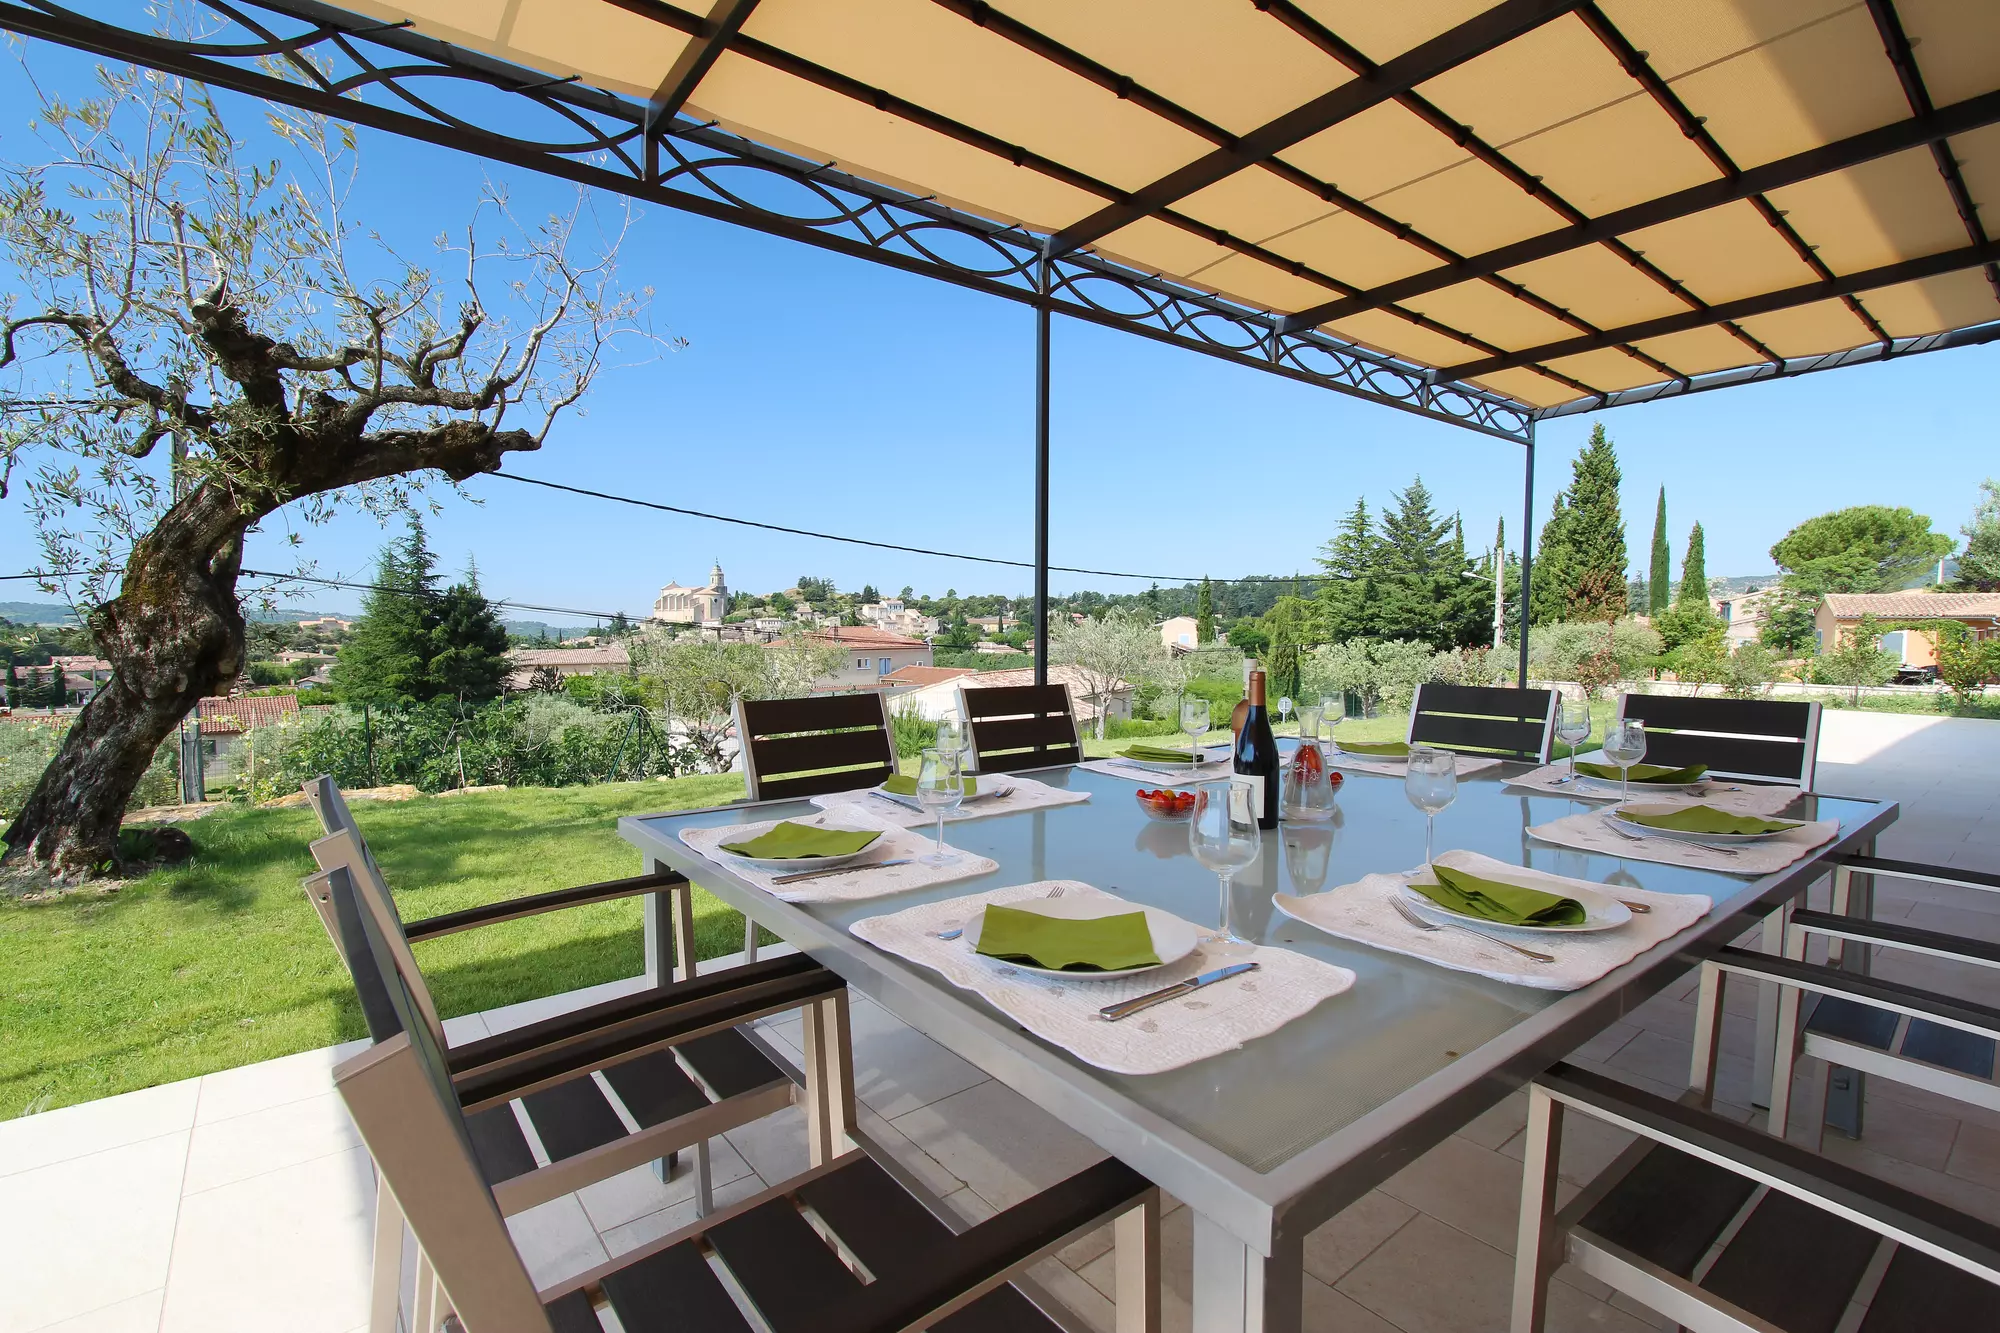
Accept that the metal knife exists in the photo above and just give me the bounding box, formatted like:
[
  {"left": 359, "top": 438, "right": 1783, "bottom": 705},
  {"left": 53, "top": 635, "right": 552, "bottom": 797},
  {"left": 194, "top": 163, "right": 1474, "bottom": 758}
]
[
  {"left": 770, "top": 858, "right": 912, "bottom": 885},
  {"left": 1099, "top": 961, "right": 1259, "bottom": 1022}
]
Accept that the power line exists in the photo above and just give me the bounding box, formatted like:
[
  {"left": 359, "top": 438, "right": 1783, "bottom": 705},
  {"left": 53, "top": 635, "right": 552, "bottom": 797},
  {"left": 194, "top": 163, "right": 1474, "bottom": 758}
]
[
  {"left": 487, "top": 471, "right": 1326, "bottom": 587},
  {"left": 237, "top": 569, "right": 635, "bottom": 623}
]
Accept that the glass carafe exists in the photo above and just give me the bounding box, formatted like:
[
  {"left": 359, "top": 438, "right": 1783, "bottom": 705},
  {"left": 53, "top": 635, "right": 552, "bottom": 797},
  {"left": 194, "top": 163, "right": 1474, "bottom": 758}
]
[{"left": 1282, "top": 705, "right": 1338, "bottom": 822}]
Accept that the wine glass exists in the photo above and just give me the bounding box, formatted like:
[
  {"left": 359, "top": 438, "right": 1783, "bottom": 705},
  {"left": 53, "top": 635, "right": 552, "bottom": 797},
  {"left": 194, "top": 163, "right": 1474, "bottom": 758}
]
[
  {"left": 1179, "top": 697, "right": 1212, "bottom": 775},
  {"left": 1189, "top": 779, "right": 1262, "bottom": 954},
  {"left": 935, "top": 715, "right": 963, "bottom": 763},
  {"left": 1321, "top": 694, "right": 1344, "bottom": 738},
  {"left": 915, "top": 748, "right": 964, "bottom": 865},
  {"left": 1555, "top": 695, "right": 1592, "bottom": 783},
  {"left": 1602, "top": 720, "right": 1648, "bottom": 802},
  {"left": 1404, "top": 745, "right": 1457, "bottom": 868}
]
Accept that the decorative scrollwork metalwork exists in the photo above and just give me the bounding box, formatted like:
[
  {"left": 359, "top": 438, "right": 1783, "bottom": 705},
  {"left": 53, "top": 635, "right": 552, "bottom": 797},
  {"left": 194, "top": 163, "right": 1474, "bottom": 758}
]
[{"left": 0, "top": 0, "right": 1541, "bottom": 440}]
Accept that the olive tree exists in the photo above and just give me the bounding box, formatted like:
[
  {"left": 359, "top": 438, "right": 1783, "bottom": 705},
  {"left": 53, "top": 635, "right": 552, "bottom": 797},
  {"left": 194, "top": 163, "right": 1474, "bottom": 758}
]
[
  {"left": 1048, "top": 610, "right": 1164, "bottom": 738},
  {"left": 1, "top": 60, "right": 654, "bottom": 876}
]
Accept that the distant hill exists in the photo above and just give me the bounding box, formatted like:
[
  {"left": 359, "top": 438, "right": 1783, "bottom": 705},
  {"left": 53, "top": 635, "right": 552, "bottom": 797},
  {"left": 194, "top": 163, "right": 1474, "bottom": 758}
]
[
  {"left": 0, "top": 601, "right": 78, "bottom": 625},
  {"left": 502, "top": 619, "right": 604, "bottom": 640}
]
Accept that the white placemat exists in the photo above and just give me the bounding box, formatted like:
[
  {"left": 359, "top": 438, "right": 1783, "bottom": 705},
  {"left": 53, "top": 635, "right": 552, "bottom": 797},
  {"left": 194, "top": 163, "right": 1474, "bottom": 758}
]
[
  {"left": 1526, "top": 807, "right": 1840, "bottom": 876},
  {"left": 810, "top": 771, "right": 1090, "bottom": 828},
  {"left": 1321, "top": 748, "right": 1505, "bottom": 778},
  {"left": 1079, "top": 755, "right": 1233, "bottom": 785},
  {"left": 1504, "top": 761, "right": 1801, "bottom": 814},
  {"left": 679, "top": 811, "right": 996, "bottom": 904},
  {"left": 1273, "top": 849, "right": 1712, "bottom": 991},
  {"left": 850, "top": 882, "right": 1355, "bottom": 1075}
]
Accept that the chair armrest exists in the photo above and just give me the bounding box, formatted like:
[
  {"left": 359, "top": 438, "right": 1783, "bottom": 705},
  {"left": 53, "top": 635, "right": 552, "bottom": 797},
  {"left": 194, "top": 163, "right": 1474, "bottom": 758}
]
[
  {"left": 1540, "top": 1062, "right": 2000, "bottom": 1279},
  {"left": 1791, "top": 908, "right": 2000, "bottom": 970},
  {"left": 451, "top": 955, "right": 842, "bottom": 1111},
  {"left": 1829, "top": 854, "right": 2000, "bottom": 896},
  {"left": 402, "top": 868, "right": 686, "bottom": 941},
  {"left": 1709, "top": 945, "right": 2000, "bottom": 1042},
  {"left": 816, "top": 1159, "right": 1153, "bottom": 1333}
]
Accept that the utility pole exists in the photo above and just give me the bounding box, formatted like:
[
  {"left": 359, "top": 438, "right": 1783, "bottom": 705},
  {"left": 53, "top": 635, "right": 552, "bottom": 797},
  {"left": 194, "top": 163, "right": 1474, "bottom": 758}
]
[{"left": 1492, "top": 517, "right": 1507, "bottom": 652}]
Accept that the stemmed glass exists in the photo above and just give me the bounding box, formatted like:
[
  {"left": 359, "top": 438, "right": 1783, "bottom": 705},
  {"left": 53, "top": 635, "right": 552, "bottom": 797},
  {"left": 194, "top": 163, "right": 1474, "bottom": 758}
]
[
  {"left": 915, "top": 748, "right": 964, "bottom": 865},
  {"left": 1179, "top": 697, "right": 1212, "bottom": 775},
  {"left": 1602, "top": 720, "right": 1648, "bottom": 802},
  {"left": 1555, "top": 695, "right": 1592, "bottom": 783},
  {"left": 1321, "top": 694, "right": 1344, "bottom": 739},
  {"left": 1404, "top": 745, "right": 1458, "bottom": 868},
  {"left": 1189, "top": 779, "right": 1262, "bottom": 955},
  {"left": 935, "top": 715, "right": 963, "bottom": 763}
]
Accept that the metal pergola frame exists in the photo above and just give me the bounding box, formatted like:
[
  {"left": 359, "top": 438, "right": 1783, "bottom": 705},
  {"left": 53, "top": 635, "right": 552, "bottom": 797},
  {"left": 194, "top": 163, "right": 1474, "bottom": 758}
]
[{"left": 6, "top": 0, "right": 1998, "bottom": 689}]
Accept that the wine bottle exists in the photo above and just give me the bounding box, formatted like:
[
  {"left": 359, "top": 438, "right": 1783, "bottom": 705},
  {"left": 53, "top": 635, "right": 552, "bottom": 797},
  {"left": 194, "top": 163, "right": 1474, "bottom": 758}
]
[{"left": 1233, "top": 668, "right": 1279, "bottom": 830}]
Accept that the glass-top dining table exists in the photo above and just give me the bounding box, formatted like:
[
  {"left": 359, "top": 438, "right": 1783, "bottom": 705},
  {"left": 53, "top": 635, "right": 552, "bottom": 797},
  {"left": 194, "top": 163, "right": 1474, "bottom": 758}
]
[{"left": 619, "top": 747, "right": 1895, "bottom": 1333}]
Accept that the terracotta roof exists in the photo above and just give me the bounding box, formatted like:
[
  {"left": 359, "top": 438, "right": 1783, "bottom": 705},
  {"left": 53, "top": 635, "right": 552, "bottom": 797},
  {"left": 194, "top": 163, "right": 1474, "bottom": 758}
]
[
  {"left": 1821, "top": 593, "right": 2000, "bottom": 619},
  {"left": 506, "top": 645, "right": 631, "bottom": 668},
  {"left": 882, "top": 665, "right": 976, "bottom": 687},
  {"left": 810, "top": 625, "right": 929, "bottom": 649},
  {"left": 196, "top": 693, "right": 301, "bottom": 734},
  {"left": 959, "top": 665, "right": 1131, "bottom": 694}
]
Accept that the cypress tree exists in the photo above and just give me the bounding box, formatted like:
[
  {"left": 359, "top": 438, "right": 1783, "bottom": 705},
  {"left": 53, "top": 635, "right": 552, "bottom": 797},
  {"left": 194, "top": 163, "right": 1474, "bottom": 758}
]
[
  {"left": 4, "top": 661, "right": 17, "bottom": 708},
  {"left": 1678, "top": 522, "right": 1710, "bottom": 606},
  {"left": 1530, "top": 492, "right": 1571, "bottom": 626},
  {"left": 1648, "top": 486, "right": 1671, "bottom": 615},
  {"left": 1534, "top": 423, "right": 1628, "bottom": 622},
  {"left": 49, "top": 666, "right": 67, "bottom": 709},
  {"left": 1195, "top": 577, "right": 1215, "bottom": 642}
]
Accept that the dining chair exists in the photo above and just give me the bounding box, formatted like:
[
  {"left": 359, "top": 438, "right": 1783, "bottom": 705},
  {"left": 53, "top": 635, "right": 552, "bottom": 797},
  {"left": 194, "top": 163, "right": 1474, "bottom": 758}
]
[
  {"left": 1509, "top": 1061, "right": 2000, "bottom": 1333},
  {"left": 1614, "top": 694, "right": 1821, "bottom": 788},
  {"left": 735, "top": 693, "right": 897, "bottom": 801},
  {"left": 958, "top": 682, "right": 1082, "bottom": 773},
  {"left": 331, "top": 872, "right": 1162, "bottom": 1333},
  {"left": 1405, "top": 682, "right": 1556, "bottom": 763}
]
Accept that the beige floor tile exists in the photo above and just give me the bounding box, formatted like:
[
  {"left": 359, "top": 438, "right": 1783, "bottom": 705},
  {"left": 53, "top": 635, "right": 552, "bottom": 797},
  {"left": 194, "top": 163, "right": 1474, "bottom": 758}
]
[
  {"left": 1336, "top": 1213, "right": 1657, "bottom": 1333},
  {"left": 180, "top": 1089, "right": 362, "bottom": 1194},
  {"left": 722, "top": 1104, "right": 813, "bottom": 1188},
  {"left": 1381, "top": 1133, "right": 1578, "bottom": 1258},
  {"left": 506, "top": 1193, "right": 610, "bottom": 1290},
  {"left": 845, "top": 998, "right": 990, "bottom": 1119},
  {"left": 574, "top": 1137, "right": 755, "bottom": 1234},
  {"left": 1829, "top": 1092, "right": 1961, "bottom": 1174},
  {"left": 1300, "top": 1189, "right": 1416, "bottom": 1286},
  {"left": 854, "top": 1104, "right": 966, "bottom": 1201},
  {"left": 160, "top": 1144, "right": 375, "bottom": 1333},
  {"left": 28, "top": 1288, "right": 165, "bottom": 1333},
  {"left": 193, "top": 1043, "right": 360, "bottom": 1126},
  {"left": 891, "top": 1081, "right": 1105, "bottom": 1212},
  {"left": 1819, "top": 1132, "right": 2000, "bottom": 1229},
  {"left": 1458, "top": 1090, "right": 1530, "bottom": 1151},
  {"left": 1496, "top": 1110, "right": 1640, "bottom": 1191},
  {"left": 597, "top": 1172, "right": 770, "bottom": 1257},
  {"left": 0, "top": 1079, "right": 198, "bottom": 1178},
  {"left": 1947, "top": 1119, "right": 2000, "bottom": 1190},
  {"left": 0, "top": 1131, "right": 188, "bottom": 1332},
  {"left": 1028, "top": 1255, "right": 1116, "bottom": 1332},
  {"left": 1303, "top": 1277, "right": 1404, "bottom": 1333}
]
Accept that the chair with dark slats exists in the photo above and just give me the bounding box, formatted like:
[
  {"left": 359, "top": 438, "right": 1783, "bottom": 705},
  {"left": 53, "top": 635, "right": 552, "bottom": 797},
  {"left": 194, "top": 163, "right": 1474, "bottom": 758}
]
[
  {"left": 735, "top": 693, "right": 897, "bottom": 802},
  {"left": 331, "top": 878, "right": 1162, "bottom": 1333},
  {"left": 1510, "top": 1062, "right": 2000, "bottom": 1333},
  {"left": 958, "top": 682, "right": 1082, "bottom": 773},
  {"left": 1406, "top": 683, "right": 1556, "bottom": 763},
  {"left": 1614, "top": 693, "right": 1821, "bottom": 788}
]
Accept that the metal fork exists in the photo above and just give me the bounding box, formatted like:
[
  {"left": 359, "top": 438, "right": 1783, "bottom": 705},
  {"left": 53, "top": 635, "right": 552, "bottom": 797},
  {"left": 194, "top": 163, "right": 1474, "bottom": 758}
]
[
  {"left": 1602, "top": 819, "right": 1740, "bottom": 858},
  {"left": 1389, "top": 895, "right": 1555, "bottom": 963},
  {"left": 936, "top": 883, "right": 1064, "bottom": 941}
]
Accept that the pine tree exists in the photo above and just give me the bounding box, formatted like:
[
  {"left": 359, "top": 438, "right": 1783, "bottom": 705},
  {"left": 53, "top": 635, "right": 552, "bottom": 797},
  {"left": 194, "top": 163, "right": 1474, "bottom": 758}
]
[
  {"left": 428, "top": 582, "right": 511, "bottom": 701},
  {"left": 49, "top": 667, "right": 67, "bottom": 709},
  {"left": 1678, "top": 522, "right": 1709, "bottom": 606},
  {"left": 1316, "top": 499, "right": 1380, "bottom": 642},
  {"left": 1648, "top": 485, "right": 1671, "bottom": 615},
  {"left": 333, "top": 515, "right": 442, "bottom": 705},
  {"left": 1195, "top": 577, "right": 1215, "bottom": 642},
  {"left": 4, "top": 661, "right": 18, "bottom": 708},
  {"left": 1374, "top": 477, "right": 1458, "bottom": 642},
  {"left": 1533, "top": 424, "right": 1628, "bottom": 622}
]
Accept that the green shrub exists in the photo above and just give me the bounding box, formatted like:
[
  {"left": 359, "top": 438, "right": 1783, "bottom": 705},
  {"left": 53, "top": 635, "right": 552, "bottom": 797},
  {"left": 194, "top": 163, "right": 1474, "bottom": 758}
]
[
  {"left": 2, "top": 718, "right": 179, "bottom": 822},
  {"left": 1103, "top": 715, "right": 1178, "bottom": 739},
  {"left": 890, "top": 706, "right": 937, "bottom": 759}
]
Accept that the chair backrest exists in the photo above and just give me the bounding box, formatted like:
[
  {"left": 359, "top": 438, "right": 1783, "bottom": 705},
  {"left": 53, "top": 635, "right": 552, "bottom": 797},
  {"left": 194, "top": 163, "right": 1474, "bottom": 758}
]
[
  {"left": 736, "top": 693, "right": 897, "bottom": 800},
  {"left": 332, "top": 878, "right": 552, "bottom": 1333},
  {"left": 1616, "top": 694, "right": 1820, "bottom": 787},
  {"left": 1406, "top": 683, "right": 1556, "bottom": 763},
  {"left": 310, "top": 826, "right": 447, "bottom": 1049},
  {"left": 958, "top": 682, "right": 1082, "bottom": 773},
  {"left": 303, "top": 774, "right": 358, "bottom": 839},
  {"left": 302, "top": 865, "right": 405, "bottom": 1043}
]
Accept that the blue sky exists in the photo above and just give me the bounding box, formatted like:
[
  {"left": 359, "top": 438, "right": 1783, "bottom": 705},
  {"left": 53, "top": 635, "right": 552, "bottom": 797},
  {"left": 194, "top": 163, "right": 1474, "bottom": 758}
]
[{"left": 2, "top": 49, "right": 1996, "bottom": 622}]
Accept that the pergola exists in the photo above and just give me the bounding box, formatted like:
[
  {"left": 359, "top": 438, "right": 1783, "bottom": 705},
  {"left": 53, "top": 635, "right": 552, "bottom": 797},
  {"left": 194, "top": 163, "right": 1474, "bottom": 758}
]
[{"left": 7, "top": 0, "right": 1999, "bottom": 679}]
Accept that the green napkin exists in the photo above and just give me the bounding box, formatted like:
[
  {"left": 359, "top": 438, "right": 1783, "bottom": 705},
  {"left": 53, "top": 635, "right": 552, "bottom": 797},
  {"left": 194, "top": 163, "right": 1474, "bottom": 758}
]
[
  {"left": 1414, "top": 865, "right": 1586, "bottom": 927},
  {"left": 1574, "top": 760, "right": 1708, "bottom": 784},
  {"left": 1121, "top": 744, "right": 1204, "bottom": 763},
  {"left": 1618, "top": 805, "right": 1797, "bottom": 835},
  {"left": 1335, "top": 740, "right": 1409, "bottom": 757},
  {"left": 974, "top": 905, "right": 1161, "bottom": 972},
  {"left": 882, "top": 773, "right": 977, "bottom": 797},
  {"left": 720, "top": 821, "right": 882, "bottom": 859}
]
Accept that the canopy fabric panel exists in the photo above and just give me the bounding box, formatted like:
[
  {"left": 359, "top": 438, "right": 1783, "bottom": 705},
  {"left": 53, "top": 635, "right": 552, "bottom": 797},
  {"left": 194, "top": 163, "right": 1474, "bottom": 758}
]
[{"left": 137, "top": 0, "right": 2000, "bottom": 414}]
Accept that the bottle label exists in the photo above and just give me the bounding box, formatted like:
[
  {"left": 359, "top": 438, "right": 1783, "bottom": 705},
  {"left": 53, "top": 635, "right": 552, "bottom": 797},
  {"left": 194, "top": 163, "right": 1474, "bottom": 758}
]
[{"left": 1230, "top": 775, "right": 1262, "bottom": 824}]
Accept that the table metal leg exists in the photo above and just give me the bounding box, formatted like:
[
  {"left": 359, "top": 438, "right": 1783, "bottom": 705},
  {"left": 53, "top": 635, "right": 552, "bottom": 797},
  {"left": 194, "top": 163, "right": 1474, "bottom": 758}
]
[
  {"left": 1825, "top": 842, "right": 1875, "bottom": 1138},
  {"left": 1191, "top": 1212, "right": 1302, "bottom": 1333},
  {"left": 642, "top": 860, "right": 696, "bottom": 986},
  {"left": 1751, "top": 901, "right": 1788, "bottom": 1108}
]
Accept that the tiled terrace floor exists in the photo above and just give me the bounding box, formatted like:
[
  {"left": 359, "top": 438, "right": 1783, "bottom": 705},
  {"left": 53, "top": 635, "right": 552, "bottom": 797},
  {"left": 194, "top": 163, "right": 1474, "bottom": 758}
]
[{"left": 5, "top": 710, "right": 1996, "bottom": 1333}]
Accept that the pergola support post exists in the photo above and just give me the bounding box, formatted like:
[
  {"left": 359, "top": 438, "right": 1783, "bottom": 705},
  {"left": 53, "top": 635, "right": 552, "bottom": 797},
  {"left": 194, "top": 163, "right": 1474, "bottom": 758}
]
[
  {"left": 1033, "top": 252, "right": 1052, "bottom": 689},
  {"left": 1518, "top": 426, "right": 1535, "bottom": 687}
]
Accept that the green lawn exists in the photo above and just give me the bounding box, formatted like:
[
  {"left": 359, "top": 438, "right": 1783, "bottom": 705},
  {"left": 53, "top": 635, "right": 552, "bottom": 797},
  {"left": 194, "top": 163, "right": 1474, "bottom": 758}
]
[{"left": 0, "top": 775, "right": 749, "bottom": 1119}]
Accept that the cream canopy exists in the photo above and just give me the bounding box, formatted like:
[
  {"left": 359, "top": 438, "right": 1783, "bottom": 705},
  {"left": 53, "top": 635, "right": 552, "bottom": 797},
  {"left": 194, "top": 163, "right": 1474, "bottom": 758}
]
[{"left": 304, "top": 0, "right": 2000, "bottom": 417}]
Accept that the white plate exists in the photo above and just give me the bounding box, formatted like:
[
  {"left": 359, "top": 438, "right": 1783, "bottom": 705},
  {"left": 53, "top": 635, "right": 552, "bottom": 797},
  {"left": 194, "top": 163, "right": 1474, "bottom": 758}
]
[
  {"left": 962, "top": 897, "right": 1200, "bottom": 981},
  {"left": 718, "top": 822, "right": 885, "bottom": 872},
  {"left": 871, "top": 779, "right": 1015, "bottom": 810},
  {"left": 1118, "top": 751, "right": 1227, "bottom": 774},
  {"left": 1399, "top": 874, "right": 1631, "bottom": 934},
  {"left": 1576, "top": 772, "right": 1707, "bottom": 795},
  {"left": 1608, "top": 804, "right": 1802, "bottom": 846}
]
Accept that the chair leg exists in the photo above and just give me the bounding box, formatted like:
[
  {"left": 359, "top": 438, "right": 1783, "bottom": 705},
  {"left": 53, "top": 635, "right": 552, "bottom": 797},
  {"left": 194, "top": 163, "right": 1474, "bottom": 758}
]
[
  {"left": 1689, "top": 964, "right": 1726, "bottom": 1109},
  {"left": 672, "top": 884, "right": 698, "bottom": 983},
  {"left": 802, "top": 991, "right": 857, "bottom": 1166},
  {"left": 412, "top": 1250, "right": 436, "bottom": 1333},
  {"left": 694, "top": 1140, "right": 714, "bottom": 1217},
  {"left": 1510, "top": 1087, "right": 1565, "bottom": 1333},
  {"left": 1115, "top": 1190, "right": 1162, "bottom": 1333},
  {"left": 369, "top": 1175, "right": 404, "bottom": 1333},
  {"left": 743, "top": 914, "right": 759, "bottom": 963}
]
